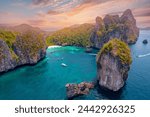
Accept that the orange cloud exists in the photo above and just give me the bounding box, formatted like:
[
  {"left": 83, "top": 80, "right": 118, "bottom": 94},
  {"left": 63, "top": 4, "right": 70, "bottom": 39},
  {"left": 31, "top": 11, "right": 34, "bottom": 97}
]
[
  {"left": 66, "top": 2, "right": 95, "bottom": 16},
  {"left": 47, "top": 10, "right": 62, "bottom": 15}
]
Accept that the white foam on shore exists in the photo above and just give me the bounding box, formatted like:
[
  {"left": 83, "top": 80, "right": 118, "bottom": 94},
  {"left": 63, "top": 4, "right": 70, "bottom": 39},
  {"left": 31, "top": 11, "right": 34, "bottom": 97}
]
[{"left": 48, "top": 45, "right": 62, "bottom": 49}]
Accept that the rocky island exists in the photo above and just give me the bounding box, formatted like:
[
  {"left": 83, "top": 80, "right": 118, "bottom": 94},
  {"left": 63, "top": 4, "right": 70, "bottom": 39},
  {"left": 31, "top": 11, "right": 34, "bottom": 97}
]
[
  {"left": 66, "top": 82, "right": 94, "bottom": 99},
  {"left": 143, "top": 39, "right": 148, "bottom": 44},
  {"left": 96, "top": 39, "right": 132, "bottom": 91}
]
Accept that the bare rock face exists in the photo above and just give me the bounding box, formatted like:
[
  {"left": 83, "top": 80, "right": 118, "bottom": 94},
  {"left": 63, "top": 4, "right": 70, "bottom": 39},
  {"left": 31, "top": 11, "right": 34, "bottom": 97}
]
[
  {"left": 120, "top": 9, "right": 136, "bottom": 25},
  {"left": 90, "top": 16, "right": 105, "bottom": 48},
  {"left": 0, "top": 39, "right": 16, "bottom": 72},
  {"left": 103, "top": 15, "right": 120, "bottom": 28},
  {"left": 65, "top": 82, "right": 94, "bottom": 99},
  {"left": 95, "top": 16, "right": 105, "bottom": 30},
  {"left": 91, "top": 9, "right": 139, "bottom": 49},
  {"left": 96, "top": 39, "right": 132, "bottom": 91},
  {"left": 120, "top": 9, "right": 139, "bottom": 44}
]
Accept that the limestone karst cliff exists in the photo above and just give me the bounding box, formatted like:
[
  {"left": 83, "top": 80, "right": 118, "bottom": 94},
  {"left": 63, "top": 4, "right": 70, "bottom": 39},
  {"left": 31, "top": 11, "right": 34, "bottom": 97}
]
[
  {"left": 0, "top": 30, "right": 46, "bottom": 73},
  {"left": 96, "top": 39, "right": 132, "bottom": 91},
  {"left": 91, "top": 9, "right": 139, "bottom": 49},
  {"left": 0, "top": 39, "right": 16, "bottom": 72}
]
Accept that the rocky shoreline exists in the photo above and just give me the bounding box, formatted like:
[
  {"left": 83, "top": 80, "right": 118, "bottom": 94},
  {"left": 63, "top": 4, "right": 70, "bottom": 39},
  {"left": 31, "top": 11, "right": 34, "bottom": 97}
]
[{"left": 65, "top": 82, "right": 95, "bottom": 99}]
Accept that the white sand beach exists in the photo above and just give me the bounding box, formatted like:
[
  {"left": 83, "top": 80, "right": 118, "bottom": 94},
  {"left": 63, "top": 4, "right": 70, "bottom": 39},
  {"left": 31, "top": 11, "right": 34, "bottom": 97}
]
[{"left": 48, "top": 45, "right": 62, "bottom": 49}]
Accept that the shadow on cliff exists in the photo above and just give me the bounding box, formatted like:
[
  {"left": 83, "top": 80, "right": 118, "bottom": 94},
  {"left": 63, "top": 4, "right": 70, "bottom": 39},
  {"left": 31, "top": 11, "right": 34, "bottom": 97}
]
[{"left": 95, "top": 82, "right": 126, "bottom": 100}]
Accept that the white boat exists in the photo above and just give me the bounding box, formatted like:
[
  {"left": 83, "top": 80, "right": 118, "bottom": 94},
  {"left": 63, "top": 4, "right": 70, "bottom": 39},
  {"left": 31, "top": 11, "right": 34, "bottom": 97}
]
[{"left": 61, "top": 63, "right": 67, "bottom": 67}]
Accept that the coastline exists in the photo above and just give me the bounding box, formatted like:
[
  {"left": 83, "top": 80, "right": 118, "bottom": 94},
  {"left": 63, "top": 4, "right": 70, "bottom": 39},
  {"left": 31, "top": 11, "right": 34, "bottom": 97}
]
[{"left": 1, "top": 29, "right": 150, "bottom": 100}]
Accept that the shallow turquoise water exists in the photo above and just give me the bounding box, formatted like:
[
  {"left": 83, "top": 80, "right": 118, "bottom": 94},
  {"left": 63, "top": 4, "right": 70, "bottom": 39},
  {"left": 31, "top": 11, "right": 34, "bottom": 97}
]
[
  {"left": 0, "top": 46, "right": 97, "bottom": 100},
  {"left": 0, "top": 30, "right": 150, "bottom": 100}
]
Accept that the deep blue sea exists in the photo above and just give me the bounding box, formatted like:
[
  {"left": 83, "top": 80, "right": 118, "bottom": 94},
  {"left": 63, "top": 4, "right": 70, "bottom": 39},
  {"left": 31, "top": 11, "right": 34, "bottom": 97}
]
[{"left": 0, "top": 30, "right": 150, "bottom": 100}]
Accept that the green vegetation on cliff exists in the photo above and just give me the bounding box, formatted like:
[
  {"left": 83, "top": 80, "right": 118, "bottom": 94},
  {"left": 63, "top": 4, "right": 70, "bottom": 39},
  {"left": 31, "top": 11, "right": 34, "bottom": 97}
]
[
  {"left": 15, "top": 31, "right": 45, "bottom": 57},
  {"left": 0, "top": 30, "right": 18, "bottom": 60},
  {"left": 0, "top": 29, "right": 45, "bottom": 62},
  {"left": 46, "top": 23, "right": 94, "bottom": 47},
  {"left": 0, "top": 30, "right": 16, "bottom": 47},
  {"left": 98, "top": 38, "right": 132, "bottom": 65},
  {"left": 0, "top": 25, "right": 46, "bottom": 72}
]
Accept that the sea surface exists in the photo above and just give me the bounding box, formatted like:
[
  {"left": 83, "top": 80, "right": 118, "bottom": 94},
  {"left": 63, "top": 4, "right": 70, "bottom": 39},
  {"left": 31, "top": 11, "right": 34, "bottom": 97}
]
[{"left": 0, "top": 30, "right": 150, "bottom": 100}]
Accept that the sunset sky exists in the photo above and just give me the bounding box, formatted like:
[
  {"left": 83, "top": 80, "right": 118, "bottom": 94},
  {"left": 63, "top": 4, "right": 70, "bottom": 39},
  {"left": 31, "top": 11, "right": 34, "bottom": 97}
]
[{"left": 0, "top": 0, "right": 150, "bottom": 31}]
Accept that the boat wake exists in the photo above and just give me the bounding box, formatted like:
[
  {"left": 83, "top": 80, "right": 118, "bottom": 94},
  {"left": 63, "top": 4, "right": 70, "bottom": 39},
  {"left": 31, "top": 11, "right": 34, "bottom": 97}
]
[{"left": 137, "top": 53, "right": 150, "bottom": 58}]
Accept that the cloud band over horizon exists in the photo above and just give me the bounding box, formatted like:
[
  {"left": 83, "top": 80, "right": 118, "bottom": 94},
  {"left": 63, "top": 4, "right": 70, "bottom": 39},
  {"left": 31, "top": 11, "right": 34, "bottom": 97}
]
[{"left": 0, "top": 0, "right": 150, "bottom": 31}]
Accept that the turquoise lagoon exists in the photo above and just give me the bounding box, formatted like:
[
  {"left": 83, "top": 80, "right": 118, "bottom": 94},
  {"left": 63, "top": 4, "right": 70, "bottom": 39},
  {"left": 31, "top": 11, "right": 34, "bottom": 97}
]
[{"left": 0, "top": 30, "right": 150, "bottom": 100}]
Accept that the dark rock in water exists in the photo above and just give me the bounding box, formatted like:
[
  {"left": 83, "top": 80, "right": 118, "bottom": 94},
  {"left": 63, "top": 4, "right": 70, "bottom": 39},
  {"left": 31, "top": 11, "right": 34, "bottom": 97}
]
[
  {"left": 143, "top": 40, "right": 148, "bottom": 44},
  {"left": 90, "top": 9, "right": 139, "bottom": 49},
  {"left": 96, "top": 39, "right": 132, "bottom": 91},
  {"left": 65, "top": 82, "right": 94, "bottom": 99},
  {"left": 85, "top": 46, "right": 93, "bottom": 53}
]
